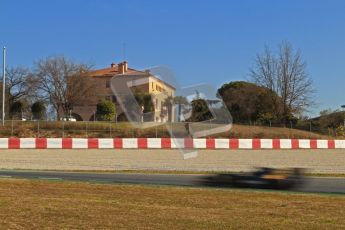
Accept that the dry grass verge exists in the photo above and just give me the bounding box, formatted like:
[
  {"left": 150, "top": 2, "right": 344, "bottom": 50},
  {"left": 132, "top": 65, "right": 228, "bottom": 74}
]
[
  {"left": 0, "top": 179, "right": 344, "bottom": 229},
  {"left": 0, "top": 121, "right": 332, "bottom": 139}
]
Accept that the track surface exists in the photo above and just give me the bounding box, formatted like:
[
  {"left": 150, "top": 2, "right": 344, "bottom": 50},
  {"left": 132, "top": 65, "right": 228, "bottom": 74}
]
[{"left": 1, "top": 170, "right": 345, "bottom": 194}]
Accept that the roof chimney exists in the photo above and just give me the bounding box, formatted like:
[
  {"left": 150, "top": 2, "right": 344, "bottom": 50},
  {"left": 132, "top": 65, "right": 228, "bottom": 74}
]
[
  {"left": 118, "top": 62, "right": 125, "bottom": 74},
  {"left": 110, "top": 63, "right": 116, "bottom": 68},
  {"left": 123, "top": 61, "right": 128, "bottom": 72}
]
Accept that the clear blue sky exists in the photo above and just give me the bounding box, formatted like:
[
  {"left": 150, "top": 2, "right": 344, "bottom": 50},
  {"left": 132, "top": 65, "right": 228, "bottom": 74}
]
[{"left": 1, "top": 0, "right": 345, "bottom": 116}]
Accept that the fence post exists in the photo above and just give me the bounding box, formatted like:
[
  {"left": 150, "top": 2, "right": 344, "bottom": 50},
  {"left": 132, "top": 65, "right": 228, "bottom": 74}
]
[
  {"left": 109, "top": 122, "right": 112, "bottom": 138},
  {"left": 62, "top": 121, "right": 65, "bottom": 138},
  {"left": 11, "top": 120, "right": 13, "bottom": 136},
  {"left": 37, "top": 120, "right": 40, "bottom": 138},
  {"left": 86, "top": 121, "right": 88, "bottom": 138}
]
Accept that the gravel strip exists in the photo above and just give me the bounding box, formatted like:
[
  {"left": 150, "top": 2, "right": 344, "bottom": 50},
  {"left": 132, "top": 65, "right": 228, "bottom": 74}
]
[{"left": 0, "top": 149, "right": 344, "bottom": 173}]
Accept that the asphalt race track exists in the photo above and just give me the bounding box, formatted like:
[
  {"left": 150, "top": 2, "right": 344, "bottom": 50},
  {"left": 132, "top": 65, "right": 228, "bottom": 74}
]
[{"left": 0, "top": 170, "right": 345, "bottom": 194}]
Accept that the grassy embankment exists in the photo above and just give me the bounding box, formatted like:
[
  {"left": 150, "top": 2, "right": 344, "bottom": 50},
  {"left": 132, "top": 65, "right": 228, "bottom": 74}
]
[
  {"left": 0, "top": 179, "right": 344, "bottom": 229},
  {"left": 0, "top": 121, "right": 333, "bottom": 139}
]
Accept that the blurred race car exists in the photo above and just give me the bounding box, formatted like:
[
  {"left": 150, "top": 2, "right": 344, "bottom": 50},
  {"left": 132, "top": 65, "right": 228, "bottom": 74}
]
[{"left": 200, "top": 168, "right": 305, "bottom": 190}]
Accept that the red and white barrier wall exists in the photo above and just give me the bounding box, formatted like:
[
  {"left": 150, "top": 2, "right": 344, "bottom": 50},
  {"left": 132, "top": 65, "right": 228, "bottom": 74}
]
[{"left": 0, "top": 138, "right": 344, "bottom": 149}]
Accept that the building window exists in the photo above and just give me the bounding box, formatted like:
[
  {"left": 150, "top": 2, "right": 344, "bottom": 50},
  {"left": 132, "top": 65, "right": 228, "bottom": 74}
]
[
  {"left": 106, "top": 80, "right": 110, "bottom": 88},
  {"left": 112, "top": 95, "right": 117, "bottom": 103}
]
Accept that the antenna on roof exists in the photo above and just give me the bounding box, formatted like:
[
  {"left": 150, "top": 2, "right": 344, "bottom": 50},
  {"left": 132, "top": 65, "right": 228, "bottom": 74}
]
[{"left": 122, "top": 42, "right": 126, "bottom": 61}]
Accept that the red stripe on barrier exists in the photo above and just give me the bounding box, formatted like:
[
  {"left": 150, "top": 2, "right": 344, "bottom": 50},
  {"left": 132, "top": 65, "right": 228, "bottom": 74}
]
[
  {"left": 36, "top": 138, "right": 47, "bottom": 149},
  {"left": 138, "top": 138, "right": 148, "bottom": 149},
  {"left": 62, "top": 138, "right": 72, "bottom": 149},
  {"left": 229, "top": 139, "right": 239, "bottom": 149},
  {"left": 161, "top": 138, "right": 171, "bottom": 149},
  {"left": 328, "top": 140, "right": 335, "bottom": 149},
  {"left": 184, "top": 138, "right": 194, "bottom": 149},
  {"left": 8, "top": 138, "right": 20, "bottom": 149},
  {"left": 310, "top": 139, "right": 317, "bottom": 149},
  {"left": 206, "top": 139, "right": 215, "bottom": 149},
  {"left": 88, "top": 139, "right": 99, "bottom": 149},
  {"left": 291, "top": 139, "right": 299, "bottom": 149},
  {"left": 113, "top": 138, "right": 123, "bottom": 149},
  {"left": 273, "top": 139, "right": 280, "bottom": 149},
  {"left": 252, "top": 139, "right": 261, "bottom": 149}
]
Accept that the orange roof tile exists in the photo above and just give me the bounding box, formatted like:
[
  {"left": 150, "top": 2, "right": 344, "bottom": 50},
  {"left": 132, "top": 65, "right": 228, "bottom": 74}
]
[{"left": 86, "top": 63, "right": 175, "bottom": 89}]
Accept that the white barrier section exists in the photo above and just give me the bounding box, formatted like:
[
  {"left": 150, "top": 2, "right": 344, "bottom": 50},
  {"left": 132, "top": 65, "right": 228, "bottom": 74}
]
[
  {"left": 20, "top": 138, "right": 36, "bottom": 149},
  {"left": 171, "top": 139, "right": 184, "bottom": 149},
  {"left": 261, "top": 139, "right": 273, "bottom": 149},
  {"left": 122, "top": 138, "right": 138, "bottom": 148},
  {"left": 98, "top": 139, "right": 114, "bottom": 149},
  {"left": 215, "top": 139, "right": 229, "bottom": 149},
  {"left": 47, "top": 138, "right": 62, "bottom": 149},
  {"left": 193, "top": 139, "right": 207, "bottom": 149},
  {"left": 299, "top": 139, "right": 311, "bottom": 149},
  {"left": 239, "top": 139, "right": 252, "bottom": 149},
  {"left": 335, "top": 140, "right": 345, "bottom": 149},
  {"left": 72, "top": 138, "right": 88, "bottom": 149},
  {"left": 317, "top": 140, "right": 329, "bottom": 149},
  {"left": 0, "top": 138, "right": 8, "bottom": 148},
  {"left": 147, "top": 138, "right": 162, "bottom": 149},
  {"left": 280, "top": 139, "right": 292, "bottom": 149}
]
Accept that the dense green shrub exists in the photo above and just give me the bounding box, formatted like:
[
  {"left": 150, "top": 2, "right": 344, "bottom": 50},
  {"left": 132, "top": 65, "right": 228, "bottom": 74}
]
[{"left": 96, "top": 101, "right": 116, "bottom": 121}]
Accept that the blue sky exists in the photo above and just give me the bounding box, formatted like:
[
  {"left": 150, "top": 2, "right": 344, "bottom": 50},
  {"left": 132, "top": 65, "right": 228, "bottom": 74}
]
[{"left": 1, "top": 0, "right": 345, "bottom": 116}]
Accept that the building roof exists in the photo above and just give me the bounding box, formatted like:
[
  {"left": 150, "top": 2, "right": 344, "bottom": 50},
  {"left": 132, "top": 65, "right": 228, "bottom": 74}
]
[
  {"left": 87, "top": 66, "right": 144, "bottom": 77},
  {"left": 87, "top": 62, "right": 176, "bottom": 90}
]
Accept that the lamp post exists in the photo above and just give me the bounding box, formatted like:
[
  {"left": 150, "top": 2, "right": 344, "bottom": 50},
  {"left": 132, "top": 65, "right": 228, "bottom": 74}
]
[{"left": 2, "top": 47, "right": 6, "bottom": 126}]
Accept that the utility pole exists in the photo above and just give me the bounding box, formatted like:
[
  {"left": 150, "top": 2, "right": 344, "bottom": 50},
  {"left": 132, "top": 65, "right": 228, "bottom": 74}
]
[{"left": 2, "top": 47, "right": 6, "bottom": 126}]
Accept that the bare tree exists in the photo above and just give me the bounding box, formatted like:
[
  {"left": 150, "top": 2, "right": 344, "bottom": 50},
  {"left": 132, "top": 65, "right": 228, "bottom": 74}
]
[
  {"left": 277, "top": 42, "right": 314, "bottom": 117},
  {"left": 6, "top": 67, "right": 35, "bottom": 105},
  {"left": 3, "top": 67, "right": 37, "bottom": 119},
  {"left": 250, "top": 41, "right": 314, "bottom": 121},
  {"left": 34, "top": 56, "right": 97, "bottom": 120},
  {"left": 250, "top": 46, "right": 278, "bottom": 93}
]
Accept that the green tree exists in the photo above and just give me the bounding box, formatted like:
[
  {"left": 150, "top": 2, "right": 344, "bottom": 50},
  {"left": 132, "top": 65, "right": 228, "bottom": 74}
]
[
  {"left": 218, "top": 81, "right": 281, "bottom": 123},
  {"left": 31, "top": 101, "right": 46, "bottom": 120},
  {"left": 187, "top": 99, "right": 213, "bottom": 122},
  {"left": 161, "top": 96, "right": 173, "bottom": 122},
  {"left": 134, "top": 91, "right": 154, "bottom": 113},
  {"left": 96, "top": 101, "right": 116, "bottom": 121}
]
